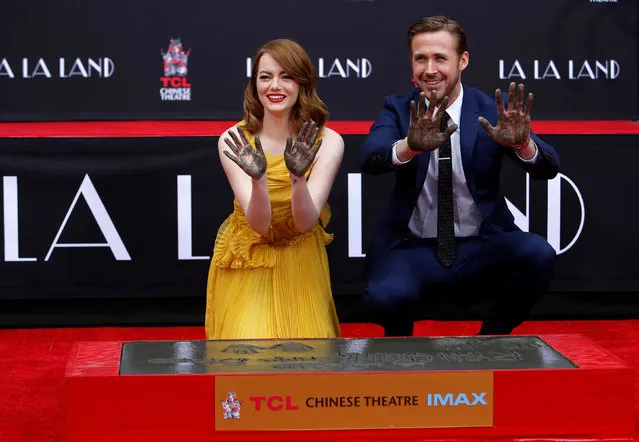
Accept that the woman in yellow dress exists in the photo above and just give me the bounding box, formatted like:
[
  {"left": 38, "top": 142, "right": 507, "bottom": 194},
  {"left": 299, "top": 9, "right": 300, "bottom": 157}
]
[{"left": 204, "top": 39, "right": 344, "bottom": 339}]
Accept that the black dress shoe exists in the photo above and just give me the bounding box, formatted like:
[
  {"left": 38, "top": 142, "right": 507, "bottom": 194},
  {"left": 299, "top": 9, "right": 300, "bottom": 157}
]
[
  {"left": 383, "top": 320, "right": 414, "bottom": 337},
  {"left": 477, "top": 321, "right": 513, "bottom": 335}
]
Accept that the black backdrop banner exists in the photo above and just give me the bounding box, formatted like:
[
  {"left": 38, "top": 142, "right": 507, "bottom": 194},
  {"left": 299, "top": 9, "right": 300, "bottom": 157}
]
[
  {"left": 0, "top": 0, "right": 636, "bottom": 121},
  {"left": 0, "top": 134, "right": 636, "bottom": 300}
]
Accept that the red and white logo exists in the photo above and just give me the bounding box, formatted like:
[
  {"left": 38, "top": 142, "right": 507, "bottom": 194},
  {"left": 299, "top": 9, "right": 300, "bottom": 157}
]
[
  {"left": 221, "top": 392, "right": 242, "bottom": 419},
  {"left": 160, "top": 37, "right": 191, "bottom": 101}
]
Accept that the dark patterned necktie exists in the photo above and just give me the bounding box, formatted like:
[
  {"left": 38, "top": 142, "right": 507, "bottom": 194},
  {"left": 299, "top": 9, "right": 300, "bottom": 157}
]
[{"left": 436, "top": 111, "right": 456, "bottom": 268}]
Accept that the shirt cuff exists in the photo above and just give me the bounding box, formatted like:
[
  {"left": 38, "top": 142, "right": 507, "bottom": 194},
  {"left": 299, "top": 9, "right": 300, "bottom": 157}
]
[
  {"left": 392, "top": 139, "right": 412, "bottom": 166},
  {"left": 516, "top": 140, "right": 539, "bottom": 163}
]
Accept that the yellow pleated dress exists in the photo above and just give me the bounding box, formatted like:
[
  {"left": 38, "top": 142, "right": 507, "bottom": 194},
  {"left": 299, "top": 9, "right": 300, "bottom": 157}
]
[{"left": 204, "top": 126, "right": 341, "bottom": 340}]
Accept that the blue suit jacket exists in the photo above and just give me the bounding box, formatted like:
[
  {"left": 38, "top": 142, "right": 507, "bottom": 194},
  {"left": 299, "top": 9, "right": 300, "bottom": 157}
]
[{"left": 359, "top": 85, "right": 560, "bottom": 273}]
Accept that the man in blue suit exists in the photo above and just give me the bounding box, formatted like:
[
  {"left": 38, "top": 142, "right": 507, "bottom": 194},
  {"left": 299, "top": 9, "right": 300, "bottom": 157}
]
[{"left": 359, "top": 15, "right": 560, "bottom": 337}]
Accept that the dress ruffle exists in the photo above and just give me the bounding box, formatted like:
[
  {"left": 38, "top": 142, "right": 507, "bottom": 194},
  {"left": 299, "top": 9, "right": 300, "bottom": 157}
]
[{"left": 214, "top": 205, "right": 333, "bottom": 269}]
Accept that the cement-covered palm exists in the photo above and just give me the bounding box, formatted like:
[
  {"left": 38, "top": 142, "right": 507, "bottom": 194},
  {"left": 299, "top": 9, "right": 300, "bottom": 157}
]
[
  {"left": 478, "top": 82, "right": 533, "bottom": 149},
  {"left": 285, "top": 120, "right": 322, "bottom": 177},
  {"left": 407, "top": 91, "right": 457, "bottom": 152},
  {"left": 223, "top": 127, "right": 267, "bottom": 179}
]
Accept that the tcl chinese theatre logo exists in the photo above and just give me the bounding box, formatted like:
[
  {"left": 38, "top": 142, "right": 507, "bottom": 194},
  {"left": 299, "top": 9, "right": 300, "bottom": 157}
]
[
  {"left": 221, "top": 392, "right": 242, "bottom": 419},
  {"left": 160, "top": 37, "right": 191, "bottom": 101}
]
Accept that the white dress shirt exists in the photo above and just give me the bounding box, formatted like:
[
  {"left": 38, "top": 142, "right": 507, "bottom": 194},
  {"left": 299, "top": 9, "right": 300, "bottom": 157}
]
[{"left": 391, "top": 86, "right": 538, "bottom": 239}]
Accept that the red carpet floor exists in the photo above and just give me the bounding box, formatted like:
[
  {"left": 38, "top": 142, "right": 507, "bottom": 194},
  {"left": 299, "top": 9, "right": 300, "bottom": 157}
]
[{"left": 1, "top": 319, "right": 638, "bottom": 441}]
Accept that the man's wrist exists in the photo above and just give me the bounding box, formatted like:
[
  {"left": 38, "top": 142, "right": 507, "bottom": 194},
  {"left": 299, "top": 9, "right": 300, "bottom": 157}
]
[
  {"left": 513, "top": 137, "right": 531, "bottom": 151},
  {"left": 515, "top": 138, "right": 538, "bottom": 162},
  {"left": 395, "top": 138, "right": 420, "bottom": 163}
]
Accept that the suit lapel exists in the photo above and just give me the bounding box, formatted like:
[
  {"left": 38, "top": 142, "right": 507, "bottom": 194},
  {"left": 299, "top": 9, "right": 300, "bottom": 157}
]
[{"left": 460, "top": 88, "right": 480, "bottom": 176}]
